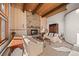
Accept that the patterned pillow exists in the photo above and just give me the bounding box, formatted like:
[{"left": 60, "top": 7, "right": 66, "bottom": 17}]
[
  {"left": 51, "top": 33, "right": 54, "bottom": 37},
  {"left": 48, "top": 33, "right": 52, "bottom": 36},
  {"left": 48, "top": 33, "right": 54, "bottom": 37},
  {"left": 54, "top": 33, "right": 59, "bottom": 37}
]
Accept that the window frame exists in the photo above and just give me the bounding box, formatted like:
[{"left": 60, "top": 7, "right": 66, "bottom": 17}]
[{"left": 0, "top": 3, "right": 9, "bottom": 44}]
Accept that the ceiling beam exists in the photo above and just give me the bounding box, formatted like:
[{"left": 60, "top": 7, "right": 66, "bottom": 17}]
[
  {"left": 23, "top": 3, "right": 26, "bottom": 12},
  {"left": 45, "top": 5, "right": 67, "bottom": 17},
  {"left": 42, "top": 3, "right": 68, "bottom": 17},
  {"left": 32, "top": 3, "right": 43, "bottom": 14}
]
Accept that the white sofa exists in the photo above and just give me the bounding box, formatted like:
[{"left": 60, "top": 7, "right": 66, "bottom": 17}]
[
  {"left": 44, "top": 33, "right": 62, "bottom": 43},
  {"left": 23, "top": 36, "right": 44, "bottom": 56},
  {"left": 11, "top": 48, "right": 23, "bottom": 56}
]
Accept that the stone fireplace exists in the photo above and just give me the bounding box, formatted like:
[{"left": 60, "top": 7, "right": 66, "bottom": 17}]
[
  {"left": 26, "top": 11, "right": 41, "bottom": 36},
  {"left": 31, "top": 29, "right": 38, "bottom": 35},
  {"left": 27, "top": 27, "right": 40, "bottom": 35}
]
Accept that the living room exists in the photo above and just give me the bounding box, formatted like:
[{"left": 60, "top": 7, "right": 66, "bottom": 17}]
[{"left": 1, "top": 3, "right": 79, "bottom": 56}]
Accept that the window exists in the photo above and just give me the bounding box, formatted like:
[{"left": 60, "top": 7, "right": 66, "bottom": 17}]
[
  {"left": 0, "top": 4, "right": 9, "bottom": 43},
  {"left": 1, "top": 4, "right": 5, "bottom": 12},
  {"left": 1, "top": 17, "right": 6, "bottom": 40}
]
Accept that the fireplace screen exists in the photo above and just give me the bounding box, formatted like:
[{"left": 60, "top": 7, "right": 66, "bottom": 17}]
[{"left": 31, "top": 29, "right": 38, "bottom": 35}]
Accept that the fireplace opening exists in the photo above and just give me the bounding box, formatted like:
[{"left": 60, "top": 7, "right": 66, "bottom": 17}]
[{"left": 31, "top": 29, "right": 38, "bottom": 35}]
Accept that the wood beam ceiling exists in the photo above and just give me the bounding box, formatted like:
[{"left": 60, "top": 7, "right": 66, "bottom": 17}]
[
  {"left": 23, "top": 3, "right": 39, "bottom": 12},
  {"left": 23, "top": 4, "right": 26, "bottom": 12},
  {"left": 32, "top": 3, "right": 43, "bottom": 14},
  {"left": 45, "top": 5, "right": 67, "bottom": 17},
  {"left": 23, "top": 3, "right": 68, "bottom": 17},
  {"left": 36, "top": 3, "right": 62, "bottom": 16},
  {"left": 42, "top": 3, "right": 67, "bottom": 17}
]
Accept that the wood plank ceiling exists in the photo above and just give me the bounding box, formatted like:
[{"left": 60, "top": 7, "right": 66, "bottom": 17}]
[{"left": 23, "top": 3, "right": 67, "bottom": 17}]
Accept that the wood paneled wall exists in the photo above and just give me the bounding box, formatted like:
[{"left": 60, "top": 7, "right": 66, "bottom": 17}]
[
  {"left": 0, "top": 4, "right": 2, "bottom": 41},
  {"left": 0, "top": 17, "right": 1, "bottom": 41},
  {"left": 5, "top": 4, "right": 9, "bottom": 38},
  {"left": 10, "top": 4, "right": 27, "bottom": 35}
]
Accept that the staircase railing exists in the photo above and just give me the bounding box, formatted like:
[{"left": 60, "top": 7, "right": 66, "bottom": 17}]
[{"left": 0, "top": 38, "right": 8, "bottom": 46}]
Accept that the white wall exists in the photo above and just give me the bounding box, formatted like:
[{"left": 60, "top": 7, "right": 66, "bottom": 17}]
[
  {"left": 64, "top": 3, "right": 79, "bottom": 44},
  {"left": 47, "top": 11, "right": 65, "bottom": 35},
  {"left": 66, "top": 3, "right": 79, "bottom": 13},
  {"left": 47, "top": 3, "right": 79, "bottom": 44},
  {"left": 65, "top": 8, "right": 79, "bottom": 44}
]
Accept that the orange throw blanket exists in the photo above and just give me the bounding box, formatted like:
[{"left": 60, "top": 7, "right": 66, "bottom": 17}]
[{"left": 9, "top": 37, "right": 23, "bottom": 49}]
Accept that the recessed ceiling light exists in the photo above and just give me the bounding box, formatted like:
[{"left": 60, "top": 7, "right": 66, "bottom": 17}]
[{"left": 29, "top": 9, "right": 32, "bottom": 11}]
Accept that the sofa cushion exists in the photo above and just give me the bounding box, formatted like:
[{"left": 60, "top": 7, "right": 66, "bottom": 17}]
[
  {"left": 48, "top": 33, "right": 51, "bottom": 36},
  {"left": 48, "top": 33, "right": 53, "bottom": 37}
]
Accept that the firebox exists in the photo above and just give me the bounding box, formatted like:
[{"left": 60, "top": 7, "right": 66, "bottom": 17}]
[{"left": 31, "top": 29, "right": 38, "bottom": 35}]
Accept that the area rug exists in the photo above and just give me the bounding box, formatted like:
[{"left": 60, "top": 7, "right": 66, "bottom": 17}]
[{"left": 52, "top": 47, "right": 71, "bottom": 52}]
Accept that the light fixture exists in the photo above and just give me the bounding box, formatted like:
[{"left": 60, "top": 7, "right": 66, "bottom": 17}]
[
  {"left": 76, "top": 9, "right": 79, "bottom": 13},
  {"left": 29, "top": 9, "right": 32, "bottom": 12}
]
